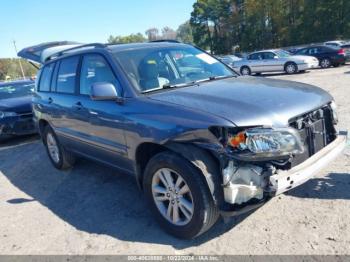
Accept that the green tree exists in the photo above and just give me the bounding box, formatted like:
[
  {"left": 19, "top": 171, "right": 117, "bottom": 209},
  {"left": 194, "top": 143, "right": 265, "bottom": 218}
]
[
  {"left": 107, "top": 33, "right": 146, "bottom": 44},
  {"left": 190, "top": 0, "right": 350, "bottom": 54},
  {"left": 176, "top": 21, "right": 194, "bottom": 43},
  {"left": 0, "top": 58, "right": 37, "bottom": 81}
]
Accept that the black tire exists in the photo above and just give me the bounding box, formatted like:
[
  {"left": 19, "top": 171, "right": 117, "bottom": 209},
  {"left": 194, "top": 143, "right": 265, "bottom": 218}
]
[
  {"left": 143, "top": 151, "right": 219, "bottom": 239},
  {"left": 255, "top": 72, "right": 262, "bottom": 76},
  {"left": 333, "top": 63, "right": 340, "bottom": 67},
  {"left": 320, "top": 58, "right": 331, "bottom": 68},
  {"left": 240, "top": 66, "right": 251, "bottom": 76},
  {"left": 43, "top": 125, "right": 75, "bottom": 170},
  {"left": 284, "top": 62, "right": 298, "bottom": 74}
]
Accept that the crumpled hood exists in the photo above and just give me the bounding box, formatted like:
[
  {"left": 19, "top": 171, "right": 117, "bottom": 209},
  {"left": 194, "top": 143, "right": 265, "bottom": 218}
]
[
  {"left": 0, "top": 96, "right": 32, "bottom": 113},
  {"left": 149, "top": 77, "right": 333, "bottom": 127}
]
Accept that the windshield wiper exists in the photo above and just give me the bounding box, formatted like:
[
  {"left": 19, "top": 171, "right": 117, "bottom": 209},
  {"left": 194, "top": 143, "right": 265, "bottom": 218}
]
[
  {"left": 162, "top": 81, "right": 198, "bottom": 89},
  {"left": 207, "top": 75, "right": 236, "bottom": 81},
  {"left": 141, "top": 81, "right": 198, "bottom": 94},
  {"left": 141, "top": 75, "right": 236, "bottom": 94}
]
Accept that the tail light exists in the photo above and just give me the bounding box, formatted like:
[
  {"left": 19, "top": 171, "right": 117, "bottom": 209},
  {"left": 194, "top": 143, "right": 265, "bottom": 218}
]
[{"left": 338, "top": 49, "right": 345, "bottom": 55}]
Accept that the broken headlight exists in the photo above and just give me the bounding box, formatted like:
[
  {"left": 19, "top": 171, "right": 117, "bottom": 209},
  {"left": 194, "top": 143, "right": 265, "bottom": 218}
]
[
  {"left": 228, "top": 128, "right": 304, "bottom": 158},
  {"left": 330, "top": 101, "right": 338, "bottom": 124}
]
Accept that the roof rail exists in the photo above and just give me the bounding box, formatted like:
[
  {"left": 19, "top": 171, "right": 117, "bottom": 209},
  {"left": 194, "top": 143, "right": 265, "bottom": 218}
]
[
  {"left": 149, "top": 39, "right": 181, "bottom": 43},
  {"left": 46, "top": 43, "right": 106, "bottom": 61}
]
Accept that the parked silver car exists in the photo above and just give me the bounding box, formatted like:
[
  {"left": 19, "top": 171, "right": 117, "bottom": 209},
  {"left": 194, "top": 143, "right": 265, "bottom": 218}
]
[
  {"left": 216, "top": 55, "right": 242, "bottom": 68},
  {"left": 233, "top": 49, "right": 319, "bottom": 75}
]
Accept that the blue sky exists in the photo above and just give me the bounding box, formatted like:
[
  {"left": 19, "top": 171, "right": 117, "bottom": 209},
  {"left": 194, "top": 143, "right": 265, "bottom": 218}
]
[{"left": 0, "top": 0, "right": 196, "bottom": 58}]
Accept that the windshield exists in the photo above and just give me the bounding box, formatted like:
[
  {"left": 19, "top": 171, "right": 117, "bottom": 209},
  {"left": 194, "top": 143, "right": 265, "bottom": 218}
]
[
  {"left": 0, "top": 82, "right": 34, "bottom": 99},
  {"left": 113, "top": 46, "right": 235, "bottom": 93},
  {"left": 275, "top": 50, "right": 291, "bottom": 58}
]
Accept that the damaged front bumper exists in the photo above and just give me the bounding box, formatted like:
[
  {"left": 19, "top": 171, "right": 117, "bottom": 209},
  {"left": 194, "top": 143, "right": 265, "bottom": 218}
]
[
  {"left": 269, "top": 131, "right": 348, "bottom": 195},
  {"left": 220, "top": 131, "right": 348, "bottom": 216}
]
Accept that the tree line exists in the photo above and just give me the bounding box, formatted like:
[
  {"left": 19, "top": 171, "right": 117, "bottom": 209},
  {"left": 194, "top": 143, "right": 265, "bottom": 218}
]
[
  {"left": 108, "top": 0, "right": 350, "bottom": 54},
  {"left": 2, "top": 0, "right": 349, "bottom": 80},
  {"left": 190, "top": 0, "right": 350, "bottom": 54},
  {"left": 0, "top": 59, "right": 37, "bottom": 81},
  {"left": 107, "top": 22, "right": 193, "bottom": 45}
]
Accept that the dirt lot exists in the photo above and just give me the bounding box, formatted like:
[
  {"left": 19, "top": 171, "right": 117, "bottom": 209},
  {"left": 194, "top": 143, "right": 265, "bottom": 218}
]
[{"left": 0, "top": 65, "right": 350, "bottom": 255}]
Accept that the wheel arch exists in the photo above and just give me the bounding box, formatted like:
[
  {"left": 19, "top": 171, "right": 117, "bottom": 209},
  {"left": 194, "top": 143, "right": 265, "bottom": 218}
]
[
  {"left": 135, "top": 141, "right": 223, "bottom": 205},
  {"left": 284, "top": 61, "right": 297, "bottom": 67},
  {"left": 38, "top": 119, "right": 49, "bottom": 134}
]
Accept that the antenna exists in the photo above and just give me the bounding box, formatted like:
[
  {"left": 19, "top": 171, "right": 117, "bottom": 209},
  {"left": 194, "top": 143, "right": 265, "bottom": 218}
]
[{"left": 13, "top": 40, "right": 26, "bottom": 79}]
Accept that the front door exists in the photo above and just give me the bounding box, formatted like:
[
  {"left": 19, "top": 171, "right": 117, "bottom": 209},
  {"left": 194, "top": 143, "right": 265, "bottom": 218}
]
[
  {"left": 73, "top": 53, "right": 130, "bottom": 171},
  {"left": 261, "top": 52, "right": 283, "bottom": 72}
]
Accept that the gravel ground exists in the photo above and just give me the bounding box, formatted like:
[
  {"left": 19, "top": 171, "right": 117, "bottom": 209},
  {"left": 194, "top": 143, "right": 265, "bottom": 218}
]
[{"left": 0, "top": 65, "right": 349, "bottom": 255}]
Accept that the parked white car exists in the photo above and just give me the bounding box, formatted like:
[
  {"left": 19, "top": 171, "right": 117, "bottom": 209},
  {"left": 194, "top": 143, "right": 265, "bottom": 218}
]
[
  {"left": 233, "top": 49, "right": 319, "bottom": 75},
  {"left": 324, "top": 40, "right": 348, "bottom": 47}
]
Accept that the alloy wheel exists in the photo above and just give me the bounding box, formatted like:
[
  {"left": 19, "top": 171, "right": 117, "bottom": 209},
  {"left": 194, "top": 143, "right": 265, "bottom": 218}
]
[
  {"left": 241, "top": 67, "right": 250, "bottom": 75},
  {"left": 151, "top": 168, "right": 194, "bottom": 226},
  {"left": 321, "top": 59, "right": 330, "bottom": 68},
  {"left": 46, "top": 133, "right": 60, "bottom": 163},
  {"left": 286, "top": 64, "right": 296, "bottom": 74}
]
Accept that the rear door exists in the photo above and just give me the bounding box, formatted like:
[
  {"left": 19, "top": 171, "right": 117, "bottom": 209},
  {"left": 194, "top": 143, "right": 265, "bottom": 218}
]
[
  {"left": 48, "top": 55, "right": 89, "bottom": 142},
  {"left": 247, "top": 52, "right": 264, "bottom": 72}
]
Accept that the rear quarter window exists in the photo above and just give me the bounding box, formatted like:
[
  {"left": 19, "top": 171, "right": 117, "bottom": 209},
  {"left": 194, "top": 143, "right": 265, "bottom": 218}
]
[
  {"left": 39, "top": 63, "right": 55, "bottom": 91},
  {"left": 56, "top": 56, "right": 79, "bottom": 94}
]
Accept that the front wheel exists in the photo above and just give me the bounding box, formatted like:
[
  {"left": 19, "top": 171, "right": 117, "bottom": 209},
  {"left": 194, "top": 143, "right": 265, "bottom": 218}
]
[
  {"left": 143, "top": 151, "right": 219, "bottom": 239},
  {"left": 285, "top": 62, "right": 298, "bottom": 74},
  {"left": 240, "top": 66, "right": 251, "bottom": 76}
]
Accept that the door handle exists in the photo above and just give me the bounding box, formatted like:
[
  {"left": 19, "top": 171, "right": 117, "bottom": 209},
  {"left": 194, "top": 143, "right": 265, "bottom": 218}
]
[
  {"left": 73, "top": 101, "right": 83, "bottom": 110},
  {"left": 48, "top": 97, "right": 53, "bottom": 104}
]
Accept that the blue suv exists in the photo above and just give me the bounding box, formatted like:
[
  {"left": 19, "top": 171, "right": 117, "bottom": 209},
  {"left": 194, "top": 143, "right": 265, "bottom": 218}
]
[{"left": 19, "top": 41, "right": 346, "bottom": 239}]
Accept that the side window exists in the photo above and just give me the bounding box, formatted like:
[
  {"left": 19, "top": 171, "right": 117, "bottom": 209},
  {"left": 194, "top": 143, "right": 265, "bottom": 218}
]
[
  {"left": 80, "top": 54, "right": 117, "bottom": 95},
  {"left": 309, "top": 48, "right": 319, "bottom": 55},
  {"left": 39, "top": 63, "right": 55, "bottom": 91},
  {"left": 249, "top": 53, "right": 263, "bottom": 60},
  {"left": 56, "top": 56, "right": 79, "bottom": 94},
  {"left": 263, "top": 52, "right": 276, "bottom": 59},
  {"left": 297, "top": 48, "right": 308, "bottom": 55}
]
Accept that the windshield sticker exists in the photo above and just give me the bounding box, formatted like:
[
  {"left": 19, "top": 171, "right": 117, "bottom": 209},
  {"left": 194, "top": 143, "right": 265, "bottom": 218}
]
[{"left": 196, "top": 53, "right": 218, "bottom": 65}]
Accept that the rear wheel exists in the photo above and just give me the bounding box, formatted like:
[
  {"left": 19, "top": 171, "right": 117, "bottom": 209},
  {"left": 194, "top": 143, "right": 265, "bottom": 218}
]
[
  {"left": 320, "top": 58, "right": 331, "bottom": 68},
  {"left": 143, "top": 151, "right": 219, "bottom": 239},
  {"left": 285, "top": 62, "right": 298, "bottom": 74},
  {"left": 43, "top": 126, "right": 75, "bottom": 170},
  {"left": 240, "top": 66, "right": 251, "bottom": 76}
]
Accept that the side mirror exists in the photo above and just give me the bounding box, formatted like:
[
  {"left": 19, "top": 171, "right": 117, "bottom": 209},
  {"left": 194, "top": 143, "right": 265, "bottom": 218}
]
[{"left": 90, "top": 82, "right": 121, "bottom": 101}]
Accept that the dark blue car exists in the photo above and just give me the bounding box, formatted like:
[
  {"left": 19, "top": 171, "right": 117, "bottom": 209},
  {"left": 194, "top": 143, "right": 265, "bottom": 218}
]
[
  {"left": 18, "top": 41, "right": 346, "bottom": 239},
  {"left": 0, "top": 80, "right": 36, "bottom": 139}
]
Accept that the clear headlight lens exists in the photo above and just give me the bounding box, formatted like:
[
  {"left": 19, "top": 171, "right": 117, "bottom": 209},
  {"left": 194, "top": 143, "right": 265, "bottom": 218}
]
[
  {"left": 228, "top": 128, "right": 304, "bottom": 157},
  {"left": 330, "top": 101, "right": 338, "bottom": 124},
  {"left": 0, "top": 111, "right": 18, "bottom": 119}
]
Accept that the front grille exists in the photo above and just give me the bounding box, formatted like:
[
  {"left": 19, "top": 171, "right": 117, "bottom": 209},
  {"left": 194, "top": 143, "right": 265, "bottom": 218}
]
[{"left": 289, "top": 105, "right": 337, "bottom": 167}]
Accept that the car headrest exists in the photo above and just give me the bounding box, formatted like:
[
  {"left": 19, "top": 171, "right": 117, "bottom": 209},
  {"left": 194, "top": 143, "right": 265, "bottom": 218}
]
[{"left": 139, "top": 60, "right": 159, "bottom": 79}]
